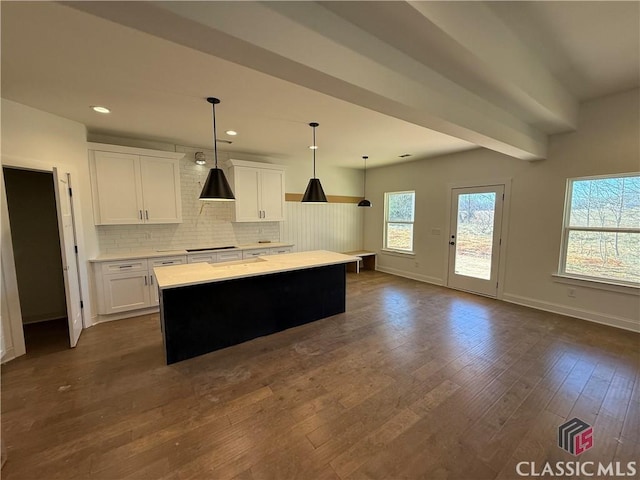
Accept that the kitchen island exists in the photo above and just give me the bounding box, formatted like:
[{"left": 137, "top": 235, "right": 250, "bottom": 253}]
[{"left": 154, "top": 250, "right": 360, "bottom": 364}]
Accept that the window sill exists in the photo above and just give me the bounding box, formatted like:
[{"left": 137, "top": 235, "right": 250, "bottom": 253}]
[
  {"left": 381, "top": 249, "right": 415, "bottom": 258},
  {"left": 552, "top": 273, "right": 639, "bottom": 295}
]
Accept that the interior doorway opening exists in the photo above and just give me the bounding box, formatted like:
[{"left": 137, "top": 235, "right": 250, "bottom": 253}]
[{"left": 3, "top": 167, "right": 70, "bottom": 354}]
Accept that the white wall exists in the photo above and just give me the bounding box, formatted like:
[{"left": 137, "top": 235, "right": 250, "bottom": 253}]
[
  {"left": 364, "top": 89, "right": 640, "bottom": 332},
  {"left": 1, "top": 99, "right": 94, "bottom": 358}
]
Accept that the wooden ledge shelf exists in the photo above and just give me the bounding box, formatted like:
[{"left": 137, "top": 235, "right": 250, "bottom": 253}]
[{"left": 343, "top": 250, "right": 377, "bottom": 274}]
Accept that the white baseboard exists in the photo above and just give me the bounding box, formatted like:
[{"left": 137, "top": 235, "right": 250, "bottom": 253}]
[
  {"left": 94, "top": 307, "right": 159, "bottom": 325},
  {"left": 374, "top": 266, "right": 639, "bottom": 333},
  {"left": 376, "top": 265, "right": 444, "bottom": 286},
  {"left": 502, "top": 293, "right": 640, "bottom": 333}
]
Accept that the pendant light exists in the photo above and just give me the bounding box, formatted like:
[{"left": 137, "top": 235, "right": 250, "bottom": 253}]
[
  {"left": 199, "top": 97, "right": 235, "bottom": 201},
  {"left": 357, "top": 155, "right": 372, "bottom": 207},
  {"left": 301, "top": 122, "right": 328, "bottom": 203}
]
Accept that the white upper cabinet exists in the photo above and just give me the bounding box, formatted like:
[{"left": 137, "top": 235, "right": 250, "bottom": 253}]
[
  {"left": 228, "top": 159, "right": 285, "bottom": 222},
  {"left": 89, "top": 143, "right": 184, "bottom": 225}
]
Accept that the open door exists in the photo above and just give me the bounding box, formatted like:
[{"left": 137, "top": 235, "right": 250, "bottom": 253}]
[{"left": 53, "top": 168, "right": 83, "bottom": 347}]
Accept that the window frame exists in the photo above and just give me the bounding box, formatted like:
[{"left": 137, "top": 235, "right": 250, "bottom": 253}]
[
  {"left": 383, "top": 190, "right": 416, "bottom": 253},
  {"left": 558, "top": 172, "right": 640, "bottom": 287}
]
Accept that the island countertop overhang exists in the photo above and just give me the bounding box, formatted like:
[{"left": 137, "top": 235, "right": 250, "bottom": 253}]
[{"left": 154, "top": 250, "right": 360, "bottom": 289}]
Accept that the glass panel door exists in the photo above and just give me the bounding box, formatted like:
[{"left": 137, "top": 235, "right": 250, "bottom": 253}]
[{"left": 447, "top": 185, "right": 504, "bottom": 297}]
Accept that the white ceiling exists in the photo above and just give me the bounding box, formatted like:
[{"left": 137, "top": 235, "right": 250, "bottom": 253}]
[{"left": 1, "top": 1, "right": 638, "bottom": 169}]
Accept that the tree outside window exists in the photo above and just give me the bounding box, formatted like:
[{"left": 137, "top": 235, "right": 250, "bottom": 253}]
[
  {"left": 561, "top": 174, "right": 639, "bottom": 284},
  {"left": 384, "top": 191, "right": 415, "bottom": 252}
]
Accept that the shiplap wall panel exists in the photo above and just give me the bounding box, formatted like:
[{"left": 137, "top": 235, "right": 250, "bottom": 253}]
[{"left": 281, "top": 202, "right": 363, "bottom": 253}]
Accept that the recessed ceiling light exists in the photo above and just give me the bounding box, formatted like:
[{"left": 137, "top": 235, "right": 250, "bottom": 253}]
[
  {"left": 91, "top": 105, "right": 111, "bottom": 114},
  {"left": 309, "top": 145, "right": 318, "bottom": 150},
  {"left": 225, "top": 130, "right": 238, "bottom": 136}
]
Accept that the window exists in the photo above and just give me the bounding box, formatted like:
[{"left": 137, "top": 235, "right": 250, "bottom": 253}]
[
  {"left": 560, "top": 174, "right": 639, "bottom": 285},
  {"left": 384, "top": 191, "right": 415, "bottom": 252}
]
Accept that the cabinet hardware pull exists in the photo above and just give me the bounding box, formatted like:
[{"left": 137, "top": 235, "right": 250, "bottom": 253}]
[
  {"left": 144, "top": 275, "right": 148, "bottom": 285},
  {"left": 145, "top": 210, "right": 149, "bottom": 220},
  {"left": 161, "top": 261, "right": 172, "bottom": 264},
  {"left": 119, "top": 265, "right": 133, "bottom": 269},
  {"left": 139, "top": 210, "right": 143, "bottom": 220},
  {"left": 150, "top": 275, "right": 154, "bottom": 285}
]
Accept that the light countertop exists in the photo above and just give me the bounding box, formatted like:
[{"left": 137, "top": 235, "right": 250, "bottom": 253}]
[
  {"left": 90, "top": 243, "right": 294, "bottom": 262},
  {"left": 154, "top": 250, "right": 360, "bottom": 289}
]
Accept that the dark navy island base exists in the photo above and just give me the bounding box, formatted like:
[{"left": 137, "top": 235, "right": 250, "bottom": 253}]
[{"left": 159, "top": 264, "right": 346, "bottom": 364}]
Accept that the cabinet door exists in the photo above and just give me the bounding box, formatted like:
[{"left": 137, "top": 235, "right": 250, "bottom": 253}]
[
  {"left": 188, "top": 253, "right": 217, "bottom": 264},
  {"left": 102, "top": 271, "right": 151, "bottom": 313},
  {"left": 92, "top": 151, "right": 143, "bottom": 224},
  {"left": 260, "top": 170, "right": 285, "bottom": 221},
  {"left": 242, "top": 248, "right": 269, "bottom": 259},
  {"left": 149, "top": 256, "right": 187, "bottom": 306},
  {"left": 139, "top": 156, "right": 182, "bottom": 224},
  {"left": 269, "top": 247, "right": 292, "bottom": 255},
  {"left": 216, "top": 251, "right": 243, "bottom": 263},
  {"left": 233, "top": 167, "right": 261, "bottom": 222}
]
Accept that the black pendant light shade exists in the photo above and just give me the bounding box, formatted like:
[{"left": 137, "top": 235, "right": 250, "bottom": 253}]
[
  {"left": 301, "top": 122, "right": 328, "bottom": 203},
  {"left": 199, "top": 97, "right": 235, "bottom": 201},
  {"left": 200, "top": 168, "right": 235, "bottom": 201},
  {"left": 302, "top": 178, "right": 327, "bottom": 203},
  {"left": 358, "top": 155, "right": 372, "bottom": 207}
]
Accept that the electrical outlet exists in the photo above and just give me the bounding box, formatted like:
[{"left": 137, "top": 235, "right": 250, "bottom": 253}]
[
  {"left": 567, "top": 287, "right": 576, "bottom": 298},
  {"left": 258, "top": 228, "right": 263, "bottom": 234}
]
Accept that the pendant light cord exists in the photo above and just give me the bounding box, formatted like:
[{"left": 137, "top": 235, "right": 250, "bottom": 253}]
[
  {"left": 312, "top": 125, "right": 317, "bottom": 179},
  {"left": 212, "top": 102, "right": 219, "bottom": 169},
  {"left": 363, "top": 156, "right": 367, "bottom": 195}
]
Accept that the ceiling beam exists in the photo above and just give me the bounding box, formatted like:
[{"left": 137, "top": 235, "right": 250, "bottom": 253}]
[{"left": 65, "top": 1, "right": 573, "bottom": 161}]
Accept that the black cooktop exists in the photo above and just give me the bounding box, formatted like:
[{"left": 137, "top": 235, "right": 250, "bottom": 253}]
[{"left": 186, "top": 246, "right": 236, "bottom": 252}]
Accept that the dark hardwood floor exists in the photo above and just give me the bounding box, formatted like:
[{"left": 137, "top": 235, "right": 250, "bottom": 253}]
[
  {"left": 1, "top": 271, "right": 638, "bottom": 479},
  {"left": 22, "top": 317, "right": 69, "bottom": 357}
]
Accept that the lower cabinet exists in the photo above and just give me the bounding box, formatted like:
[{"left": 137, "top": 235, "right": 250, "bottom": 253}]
[
  {"left": 102, "top": 270, "right": 151, "bottom": 313},
  {"left": 187, "top": 251, "right": 244, "bottom": 264},
  {"left": 242, "top": 248, "right": 270, "bottom": 259},
  {"left": 93, "top": 247, "right": 292, "bottom": 317},
  {"left": 95, "top": 255, "right": 186, "bottom": 314},
  {"left": 148, "top": 256, "right": 187, "bottom": 305},
  {"left": 269, "top": 246, "right": 292, "bottom": 255},
  {"left": 217, "top": 250, "right": 243, "bottom": 262}
]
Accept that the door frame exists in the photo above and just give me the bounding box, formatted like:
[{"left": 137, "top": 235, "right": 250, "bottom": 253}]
[
  {"left": 1, "top": 155, "right": 90, "bottom": 361},
  {"left": 444, "top": 178, "right": 512, "bottom": 299}
]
